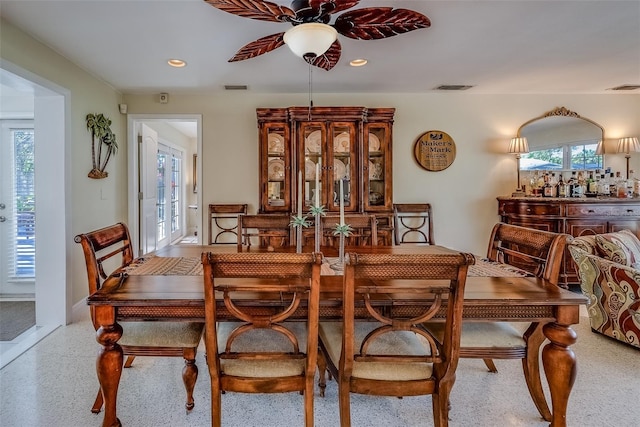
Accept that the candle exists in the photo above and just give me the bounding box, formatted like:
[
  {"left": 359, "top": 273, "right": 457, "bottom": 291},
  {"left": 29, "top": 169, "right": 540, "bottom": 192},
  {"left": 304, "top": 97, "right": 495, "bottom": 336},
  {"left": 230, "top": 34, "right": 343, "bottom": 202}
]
[
  {"left": 298, "top": 170, "right": 303, "bottom": 215},
  {"left": 315, "top": 160, "right": 320, "bottom": 207},
  {"left": 339, "top": 179, "right": 344, "bottom": 225}
]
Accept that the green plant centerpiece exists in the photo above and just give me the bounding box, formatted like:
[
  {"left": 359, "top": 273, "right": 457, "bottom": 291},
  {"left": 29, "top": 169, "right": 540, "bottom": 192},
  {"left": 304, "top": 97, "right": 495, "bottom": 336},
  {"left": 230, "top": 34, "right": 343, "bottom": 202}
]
[{"left": 86, "top": 113, "right": 118, "bottom": 179}]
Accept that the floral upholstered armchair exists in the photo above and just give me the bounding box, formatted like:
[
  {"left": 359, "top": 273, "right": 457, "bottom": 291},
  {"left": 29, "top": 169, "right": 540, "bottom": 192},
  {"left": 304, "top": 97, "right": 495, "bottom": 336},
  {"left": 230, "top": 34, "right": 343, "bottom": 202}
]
[{"left": 568, "top": 230, "right": 640, "bottom": 349}]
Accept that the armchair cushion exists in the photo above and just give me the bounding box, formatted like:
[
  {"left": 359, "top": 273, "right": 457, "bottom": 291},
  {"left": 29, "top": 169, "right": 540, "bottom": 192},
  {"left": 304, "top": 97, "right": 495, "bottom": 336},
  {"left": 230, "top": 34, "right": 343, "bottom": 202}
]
[
  {"left": 216, "top": 322, "right": 308, "bottom": 377},
  {"left": 119, "top": 322, "right": 204, "bottom": 347},
  {"left": 569, "top": 244, "right": 640, "bottom": 349},
  {"left": 594, "top": 229, "right": 640, "bottom": 268},
  {"left": 319, "top": 321, "right": 434, "bottom": 381}
]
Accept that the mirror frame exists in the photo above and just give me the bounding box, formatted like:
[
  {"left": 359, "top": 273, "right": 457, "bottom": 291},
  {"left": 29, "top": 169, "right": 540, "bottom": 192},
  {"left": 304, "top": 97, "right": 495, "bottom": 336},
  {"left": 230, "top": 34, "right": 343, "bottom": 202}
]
[{"left": 517, "top": 106, "right": 605, "bottom": 149}]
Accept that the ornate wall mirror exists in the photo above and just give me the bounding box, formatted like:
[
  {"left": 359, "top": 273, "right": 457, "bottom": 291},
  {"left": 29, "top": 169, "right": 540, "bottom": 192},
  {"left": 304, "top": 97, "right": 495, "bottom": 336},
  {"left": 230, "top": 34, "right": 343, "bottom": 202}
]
[{"left": 517, "top": 106, "right": 604, "bottom": 171}]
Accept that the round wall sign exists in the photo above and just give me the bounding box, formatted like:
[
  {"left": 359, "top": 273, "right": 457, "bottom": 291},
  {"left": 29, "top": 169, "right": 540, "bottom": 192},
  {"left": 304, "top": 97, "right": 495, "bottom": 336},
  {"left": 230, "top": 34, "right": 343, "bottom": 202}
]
[{"left": 413, "top": 130, "right": 457, "bottom": 171}]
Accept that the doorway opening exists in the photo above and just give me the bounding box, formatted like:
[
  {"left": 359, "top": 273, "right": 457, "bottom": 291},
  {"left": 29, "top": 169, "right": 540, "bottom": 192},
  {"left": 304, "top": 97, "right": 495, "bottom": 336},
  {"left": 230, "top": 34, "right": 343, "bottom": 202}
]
[
  {"left": 127, "top": 115, "right": 202, "bottom": 256},
  {"left": 0, "top": 63, "right": 68, "bottom": 368}
]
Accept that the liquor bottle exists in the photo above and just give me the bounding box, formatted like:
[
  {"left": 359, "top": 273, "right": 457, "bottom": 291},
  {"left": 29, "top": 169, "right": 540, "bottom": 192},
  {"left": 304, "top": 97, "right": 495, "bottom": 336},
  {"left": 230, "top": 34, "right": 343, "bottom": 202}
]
[
  {"left": 543, "top": 173, "right": 554, "bottom": 198},
  {"left": 598, "top": 174, "right": 610, "bottom": 196},
  {"left": 615, "top": 171, "right": 627, "bottom": 198},
  {"left": 587, "top": 171, "right": 597, "bottom": 194},
  {"left": 569, "top": 171, "right": 578, "bottom": 197},
  {"left": 631, "top": 169, "right": 640, "bottom": 197},
  {"left": 557, "top": 174, "right": 568, "bottom": 198},
  {"left": 609, "top": 173, "right": 617, "bottom": 196}
]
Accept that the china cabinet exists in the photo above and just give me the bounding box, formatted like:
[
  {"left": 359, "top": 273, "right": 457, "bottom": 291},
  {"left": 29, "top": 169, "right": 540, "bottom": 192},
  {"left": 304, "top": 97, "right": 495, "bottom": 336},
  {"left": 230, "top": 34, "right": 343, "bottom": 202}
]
[{"left": 257, "top": 106, "right": 394, "bottom": 244}]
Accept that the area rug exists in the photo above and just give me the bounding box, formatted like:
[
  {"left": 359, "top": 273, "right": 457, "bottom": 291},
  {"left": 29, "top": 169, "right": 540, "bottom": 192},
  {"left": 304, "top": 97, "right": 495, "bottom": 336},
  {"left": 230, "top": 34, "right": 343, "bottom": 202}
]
[{"left": 0, "top": 301, "right": 36, "bottom": 341}]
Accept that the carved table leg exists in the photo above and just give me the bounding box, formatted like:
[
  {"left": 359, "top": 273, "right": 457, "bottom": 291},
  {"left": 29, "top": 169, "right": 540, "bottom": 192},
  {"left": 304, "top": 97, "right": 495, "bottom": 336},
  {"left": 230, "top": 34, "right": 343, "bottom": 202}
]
[
  {"left": 542, "top": 316, "right": 578, "bottom": 427},
  {"left": 95, "top": 307, "right": 124, "bottom": 427}
]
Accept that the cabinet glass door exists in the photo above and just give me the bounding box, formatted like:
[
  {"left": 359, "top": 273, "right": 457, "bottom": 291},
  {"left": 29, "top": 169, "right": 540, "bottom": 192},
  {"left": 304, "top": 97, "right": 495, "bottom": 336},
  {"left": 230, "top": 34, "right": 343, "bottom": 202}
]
[
  {"left": 328, "top": 123, "right": 356, "bottom": 213},
  {"left": 264, "top": 124, "right": 289, "bottom": 211},
  {"left": 365, "top": 124, "right": 388, "bottom": 209},
  {"left": 300, "top": 123, "right": 324, "bottom": 211}
]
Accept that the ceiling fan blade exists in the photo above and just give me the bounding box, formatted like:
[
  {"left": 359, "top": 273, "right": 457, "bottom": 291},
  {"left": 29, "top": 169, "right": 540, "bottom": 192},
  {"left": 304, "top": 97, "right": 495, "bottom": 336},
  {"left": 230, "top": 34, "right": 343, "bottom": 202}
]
[
  {"left": 205, "top": 0, "right": 295, "bottom": 23},
  {"left": 229, "top": 32, "right": 286, "bottom": 62},
  {"left": 334, "top": 7, "right": 431, "bottom": 40},
  {"left": 308, "top": 0, "right": 360, "bottom": 17},
  {"left": 304, "top": 39, "right": 341, "bottom": 71}
]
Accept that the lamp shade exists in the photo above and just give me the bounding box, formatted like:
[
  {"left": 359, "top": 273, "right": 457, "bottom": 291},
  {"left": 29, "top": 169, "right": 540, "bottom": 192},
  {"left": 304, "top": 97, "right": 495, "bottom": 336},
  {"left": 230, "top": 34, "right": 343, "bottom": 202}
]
[
  {"left": 617, "top": 137, "right": 640, "bottom": 154},
  {"left": 595, "top": 140, "right": 605, "bottom": 155},
  {"left": 283, "top": 23, "right": 337, "bottom": 58},
  {"left": 508, "top": 137, "right": 529, "bottom": 154}
]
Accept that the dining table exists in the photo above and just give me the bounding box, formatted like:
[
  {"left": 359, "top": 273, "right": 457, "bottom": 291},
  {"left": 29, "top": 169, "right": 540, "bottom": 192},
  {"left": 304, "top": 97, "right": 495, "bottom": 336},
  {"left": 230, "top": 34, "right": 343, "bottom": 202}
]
[{"left": 87, "top": 244, "right": 587, "bottom": 427}]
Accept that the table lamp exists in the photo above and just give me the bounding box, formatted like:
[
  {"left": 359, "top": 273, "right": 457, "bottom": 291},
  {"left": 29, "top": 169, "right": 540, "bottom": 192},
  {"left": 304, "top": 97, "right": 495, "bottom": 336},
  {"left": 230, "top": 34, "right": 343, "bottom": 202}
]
[
  {"left": 617, "top": 137, "right": 640, "bottom": 179},
  {"left": 509, "top": 137, "right": 529, "bottom": 196}
]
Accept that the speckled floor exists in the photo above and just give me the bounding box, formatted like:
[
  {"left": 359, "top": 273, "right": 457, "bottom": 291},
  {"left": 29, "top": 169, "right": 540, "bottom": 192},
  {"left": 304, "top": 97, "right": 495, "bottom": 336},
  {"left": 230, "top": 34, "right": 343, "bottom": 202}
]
[{"left": 1, "top": 314, "right": 638, "bottom": 427}]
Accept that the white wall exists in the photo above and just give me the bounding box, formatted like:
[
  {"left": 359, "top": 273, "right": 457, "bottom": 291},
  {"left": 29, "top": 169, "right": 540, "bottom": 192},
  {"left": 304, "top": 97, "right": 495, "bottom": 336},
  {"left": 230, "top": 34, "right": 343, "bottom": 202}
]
[
  {"left": 1, "top": 18, "right": 126, "bottom": 319},
  {"left": 123, "top": 92, "right": 640, "bottom": 254}
]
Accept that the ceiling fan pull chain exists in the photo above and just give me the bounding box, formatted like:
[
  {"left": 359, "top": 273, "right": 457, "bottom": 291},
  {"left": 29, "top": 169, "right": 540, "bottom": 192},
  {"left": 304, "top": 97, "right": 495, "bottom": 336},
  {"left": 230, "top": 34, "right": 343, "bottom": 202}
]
[{"left": 308, "top": 62, "right": 313, "bottom": 120}]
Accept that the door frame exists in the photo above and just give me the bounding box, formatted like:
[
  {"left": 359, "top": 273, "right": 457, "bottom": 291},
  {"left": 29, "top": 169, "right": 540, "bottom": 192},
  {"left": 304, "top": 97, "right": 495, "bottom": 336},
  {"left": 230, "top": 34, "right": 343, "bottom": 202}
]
[
  {"left": 127, "top": 114, "right": 202, "bottom": 255},
  {"left": 0, "top": 60, "right": 69, "bottom": 367}
]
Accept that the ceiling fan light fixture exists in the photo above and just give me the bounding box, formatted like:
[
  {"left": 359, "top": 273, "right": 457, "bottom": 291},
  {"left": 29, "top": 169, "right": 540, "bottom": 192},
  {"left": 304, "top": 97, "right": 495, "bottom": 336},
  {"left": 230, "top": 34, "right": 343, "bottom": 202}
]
[{"left": 283, "top": 23, "right": 337, "bottom": 59}]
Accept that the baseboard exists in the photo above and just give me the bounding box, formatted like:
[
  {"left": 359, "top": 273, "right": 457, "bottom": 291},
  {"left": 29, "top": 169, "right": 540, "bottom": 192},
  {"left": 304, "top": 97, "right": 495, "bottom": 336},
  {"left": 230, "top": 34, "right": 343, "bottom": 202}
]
[{"left": 71, "top": 298, "right": 91, "bottom": 323}]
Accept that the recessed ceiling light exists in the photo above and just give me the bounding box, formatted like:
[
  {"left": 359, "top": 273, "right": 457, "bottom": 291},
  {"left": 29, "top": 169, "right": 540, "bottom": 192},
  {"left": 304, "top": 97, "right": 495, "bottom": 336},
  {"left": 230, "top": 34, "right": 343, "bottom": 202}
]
[
  {"left": 167, "top": 59, "right": 187, "bottom": 68},
  {"left": 350, "top": 59, "right": 368, "bottom": 67}
]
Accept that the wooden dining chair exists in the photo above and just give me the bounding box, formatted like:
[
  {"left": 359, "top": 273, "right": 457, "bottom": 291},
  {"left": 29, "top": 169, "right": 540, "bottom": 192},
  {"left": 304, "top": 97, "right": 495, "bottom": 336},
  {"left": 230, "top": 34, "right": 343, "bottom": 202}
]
[
  {"left": 317, "top": 252, "right": 474, "bottom": 427},
  {"left": 75, "top": 223, "right": 204, "bottom": 413},
  {"left": 237, "top": 214, "right": 292, "bottom": 250},
  {"left": 202, "top": 252, "right": 322, "bottom": 427},
  {"left": 423, "top": 222, "right": 570, "bottom": 421},
  {"left": 320, "top": 214, "right": 378, "bottom": 248},
  {"left": 393, "top": 203, "right": 434, "bottom": 245}
]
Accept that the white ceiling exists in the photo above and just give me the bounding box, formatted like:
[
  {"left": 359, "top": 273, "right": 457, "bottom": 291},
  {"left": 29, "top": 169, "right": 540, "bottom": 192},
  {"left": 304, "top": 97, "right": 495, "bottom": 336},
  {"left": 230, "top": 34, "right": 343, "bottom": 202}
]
[{"left": 1, "top": 0, "right": 638, "bottom": 95}]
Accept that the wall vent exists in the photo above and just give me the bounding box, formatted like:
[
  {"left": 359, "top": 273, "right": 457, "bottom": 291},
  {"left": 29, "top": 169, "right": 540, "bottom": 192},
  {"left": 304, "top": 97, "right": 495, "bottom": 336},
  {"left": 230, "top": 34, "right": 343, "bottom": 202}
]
[
  {"left": 434, "top": 84, "right": 474, "bottom": 91},
  {"left": 608, "top": 84, "right": 640, "bottom": 91},
  {"left": 224, "top": 85, "right": 248, "bottom": 90}
]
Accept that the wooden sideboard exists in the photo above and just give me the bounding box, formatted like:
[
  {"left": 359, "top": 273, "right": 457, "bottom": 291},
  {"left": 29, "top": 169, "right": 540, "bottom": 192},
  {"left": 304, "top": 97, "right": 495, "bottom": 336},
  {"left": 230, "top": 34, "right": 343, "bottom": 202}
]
[{"left": 497, "top": 196, "right": 640, "bottom": 286}]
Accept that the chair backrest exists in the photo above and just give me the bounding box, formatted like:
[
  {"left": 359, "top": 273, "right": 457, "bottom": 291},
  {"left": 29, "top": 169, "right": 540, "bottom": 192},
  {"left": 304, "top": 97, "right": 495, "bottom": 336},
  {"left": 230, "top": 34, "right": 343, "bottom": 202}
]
[
  {"left": 341, "top": 252, "right": 474, "bottom": 387},
  {"left": 486, "top": 222, "right": 569, "bottom": 285},
  {"left": 393, "top": 203, "right": 434, "bottom": 245},
  {"left": 321, "top": 214, "right": 378, "bottom": 247},
  {"left": 209, "top": 203, "right": 248, "bottom": 244},
  {"left": 74, "top": 222, "right": 134, "bottom": 329},
  {"left": 201, "top": 251, "right": 322, "bottom": 388},
  {"left": 237, "top": 214, "right": 292, "bottom": 250}
]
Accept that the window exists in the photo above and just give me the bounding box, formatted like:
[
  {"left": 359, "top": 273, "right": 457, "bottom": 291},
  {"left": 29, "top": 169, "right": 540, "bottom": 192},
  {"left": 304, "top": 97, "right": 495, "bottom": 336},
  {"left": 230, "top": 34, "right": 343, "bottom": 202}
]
[
  {"left": 1, "top": 122, "right": 35, "bottom": 280},
  {"left": 156, "top": 143, "right": 183, "bottom": 247},
  {"left": 522, "top": 142, "right": 602, "bottom": 171}
]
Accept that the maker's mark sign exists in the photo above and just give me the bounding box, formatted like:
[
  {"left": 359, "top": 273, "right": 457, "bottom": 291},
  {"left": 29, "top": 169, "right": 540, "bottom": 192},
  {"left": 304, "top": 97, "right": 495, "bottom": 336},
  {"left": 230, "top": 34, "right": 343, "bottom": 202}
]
[{"left": 413, "top": 130, "right": 456, "bottom": 171}]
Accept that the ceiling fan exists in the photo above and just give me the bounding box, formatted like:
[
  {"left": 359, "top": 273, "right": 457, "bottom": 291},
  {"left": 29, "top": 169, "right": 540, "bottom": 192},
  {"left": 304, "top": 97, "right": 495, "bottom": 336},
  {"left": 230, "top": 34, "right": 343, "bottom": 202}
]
[{"left": 205, "top": 0, "right": 431, "bottom": 70}]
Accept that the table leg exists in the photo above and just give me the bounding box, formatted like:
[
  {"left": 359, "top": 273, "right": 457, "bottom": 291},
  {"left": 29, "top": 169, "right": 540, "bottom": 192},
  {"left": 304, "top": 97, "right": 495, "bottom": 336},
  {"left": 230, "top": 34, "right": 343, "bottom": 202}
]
[
  {"left": 542, "top": 315, "right": 578, "bottom": 427},
  {"left": 95, "top": 307, "right": 124, "bottom": 427}
]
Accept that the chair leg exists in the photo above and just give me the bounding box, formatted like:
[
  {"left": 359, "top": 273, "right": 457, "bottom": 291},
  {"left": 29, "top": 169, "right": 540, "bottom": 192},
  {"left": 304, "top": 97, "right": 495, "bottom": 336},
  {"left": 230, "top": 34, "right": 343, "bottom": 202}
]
[
  {"left": 305, "top": 374, "right": 315, "bottom": 427},
  {"left": 182, "top": 349, "right": 199, "bottom": 411},
  {"left": 211, "top": 379, "right": 222, "bottom": 427},
  {"left": 123, "top": 355, "right": 135, "bottom": 368},
  {"left": 317, "top": 350, "right": 328, "bottom": 397},
  {"left": 522, "top": 322, "right": 552, "bottom": 421},
  {"left": 483, "top": 358, "right": 498, "bottom": 373},
  {"left": 338, "top": 378, "right": 351, "bottom": 427},
  {"left": 91, "top": 389, "right": 103, "bottom": 414}
]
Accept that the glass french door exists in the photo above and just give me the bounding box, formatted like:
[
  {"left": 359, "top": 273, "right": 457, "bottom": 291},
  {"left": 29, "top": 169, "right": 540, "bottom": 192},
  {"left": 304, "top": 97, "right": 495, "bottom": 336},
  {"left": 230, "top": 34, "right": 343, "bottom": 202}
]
[
  {"left": 156, "top": 143, "right": 183, "bottom": 248},
  {"left": 0, "top": 121, "right": 35, "bottom": 293}
]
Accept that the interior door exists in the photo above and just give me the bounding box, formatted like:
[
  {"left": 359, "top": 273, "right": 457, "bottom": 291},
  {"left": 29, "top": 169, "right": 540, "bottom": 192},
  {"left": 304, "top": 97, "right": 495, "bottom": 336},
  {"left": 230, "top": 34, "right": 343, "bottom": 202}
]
[{"left": 139, "top": 123, "right": 158, "bottom": 256}]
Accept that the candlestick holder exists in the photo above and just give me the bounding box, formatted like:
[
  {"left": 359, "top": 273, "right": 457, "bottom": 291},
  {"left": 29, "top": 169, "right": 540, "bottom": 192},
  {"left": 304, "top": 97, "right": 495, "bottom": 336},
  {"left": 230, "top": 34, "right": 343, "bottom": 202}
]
[
  {"left": 309, "top": 205, "right": 326, "bottom": 253},
  {"left": 290, "top": 215, "right": 310, "bottom": 253},
  {"left": 332, "top": 223, "right": 353, "bottom": 267}
]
